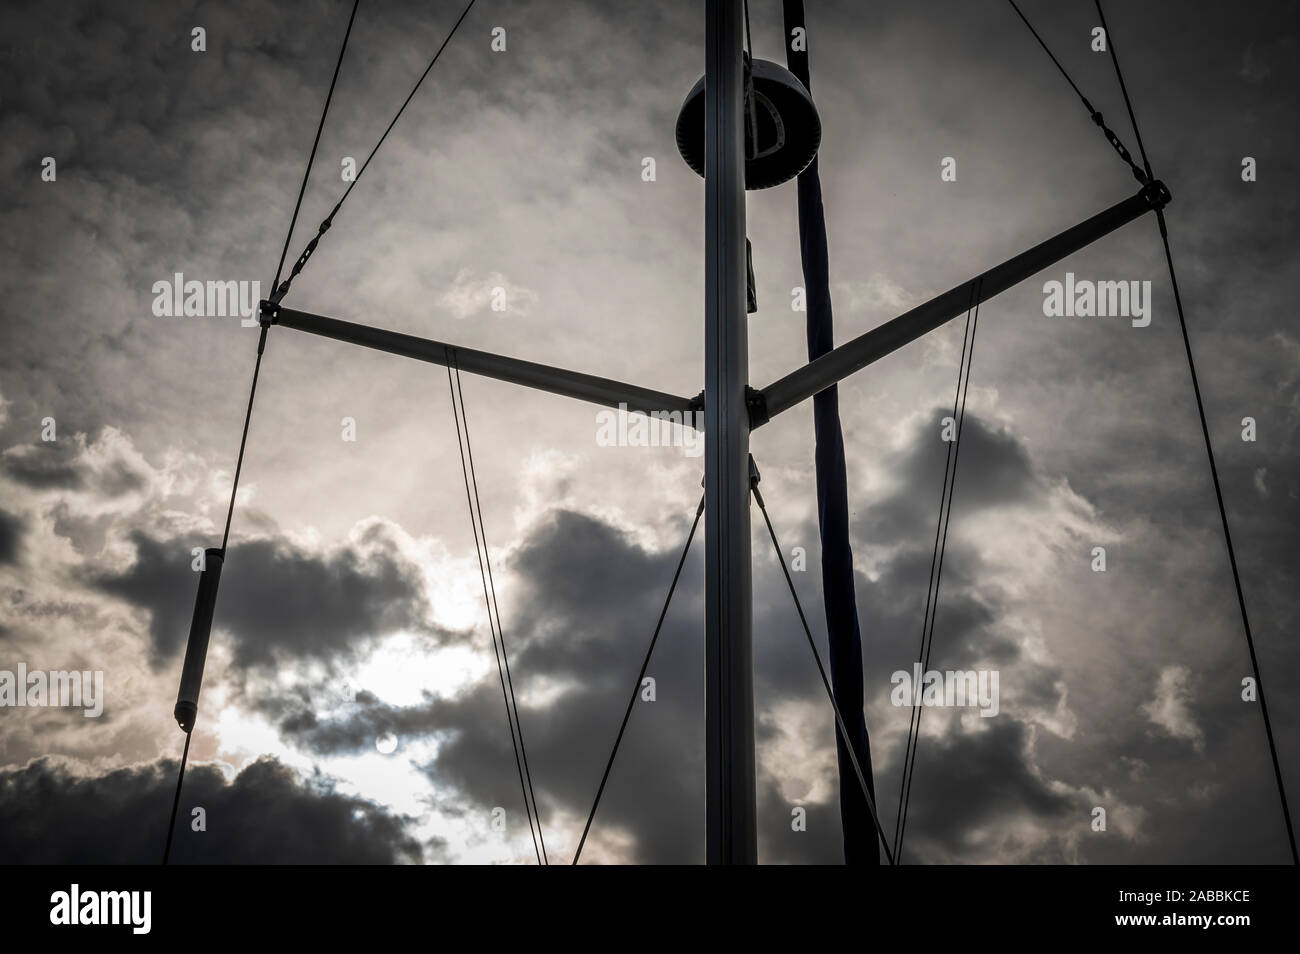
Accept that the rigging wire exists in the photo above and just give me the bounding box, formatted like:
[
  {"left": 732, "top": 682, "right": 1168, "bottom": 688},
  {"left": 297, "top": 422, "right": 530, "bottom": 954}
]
[
  {"left": 226, "top": 0, "right": 361, "bottom": 554},
  {"left": 161, "top": 728, "right": 193, "bottom": 865},
  {"left": 1003, "top": 0, "right": 1090, "bottom": 110},
  {"left": 451, "top": 357, "right": 548, "bottom": 864},
  {"left": 270, "top": 0, "right": 362, "bottom": 293},
  {"left": 572, "top": 493, "right": 706, "bottom": 864},
  {"left": 164, "top": 0, "right": 360, "bottom": 865},
  {"left": 894, "top": 284, "right": 982, "bottom": 861},
  {"left": 1093, "top": 0, "right": 1297, "bottom": 865},
  {"left": 1091, "top": 1, "right": 1153, "bottom": 183},
  {"left": 1155, "top": 225, "right": 1298, "bottom": 866},
  {"left": 446, "top": 355, "right": 545, "bottom": 864},
  {"left": 219, "top": 340, "right": 270, "bottom": 555},
  {"left": 892, "top": 288, "right": 976, "bottom": 858},
  {"left": 1003, "top": 0, "right": 1148, "bottom": 186},
  {"left": 751, "top": 473, "right": 897, "bottom": 865},
  {"left": 271, "top": 0, "right": 479, "bottom": 305}
]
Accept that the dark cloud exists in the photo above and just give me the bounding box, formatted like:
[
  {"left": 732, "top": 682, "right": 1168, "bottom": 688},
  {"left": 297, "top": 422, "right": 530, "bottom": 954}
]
[
  {"left": 270, "top": 672, "right": 710, "bottom": 863},
  {"left": 0, "top": 508, "right": 22, "bottom": 564},
  {"left": 94, "top": 527, "right": 434, "bottom": 667},
  {"left": 749, "top": 408, "right": 1107, "bottom": 863},
  {"left": 0, "top": 755, "right": 426, "bottom": 863},
  {"left": 257, "top": 503, "right": 710, "bottom": 862},
  {"left": 0, "top": 432, "right": 153, "bottom": 507},
  {"left": 252, "top": 448, "right": 1068, "bottom": 863},
  {"left": 756, "top": 775, "right": 848, "bottom": 864},
  {"left": 885, "top": 719, "right": 1077, "bottom": 863},
  {"left": 0, "top": 442, "right": 84, "bottom": 490},
  {"left": 854, "top": 410, "right": 1044, "bottom": 548},
  {"left": 756, "top": 720, "right": 1079, "bottom": 865},
  {"left": 508, "top": 508, "right": 702, "bottom": 683}
]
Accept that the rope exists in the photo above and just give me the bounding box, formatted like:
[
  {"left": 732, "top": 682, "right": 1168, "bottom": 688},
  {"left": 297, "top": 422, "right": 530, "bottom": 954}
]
[
  {"left": 271, "top": 0, "right": 479, "bottom": 305},
  {"left": 894, "top": 285, "right": 982, "bottom": 861},
  {"left": 1092, "top": 0, "right": 1296, "bottom": 865},
  {"left": 446, "top": 356, "right": 545, "bottom": 864},
  {"left": 451, "top": 357, "right": 548, "bottom": 864},
  {"left": 572, "top": 493, "right": 705, "bottom": 864},
  {"left": 751, "top": 473, "right": 897, "bottom": 866},
  {"left": 161, "top": 729, "right": 193, "bottom": 864}
]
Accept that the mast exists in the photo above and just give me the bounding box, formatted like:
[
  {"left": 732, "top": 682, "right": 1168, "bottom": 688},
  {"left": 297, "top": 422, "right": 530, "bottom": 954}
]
[{"left": 703, "top": 0, "right": 757, "bottom": 865}]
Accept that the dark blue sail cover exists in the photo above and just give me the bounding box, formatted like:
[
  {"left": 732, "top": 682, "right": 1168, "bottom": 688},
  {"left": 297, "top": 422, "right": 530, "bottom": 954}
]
[{"left": 784, "top": 0, "right": 879, "bottom": 865}]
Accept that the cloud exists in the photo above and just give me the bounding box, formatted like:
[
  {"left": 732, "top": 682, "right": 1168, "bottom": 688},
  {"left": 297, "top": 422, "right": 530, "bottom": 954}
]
[
  {"left": 854, "top": 409, "right": 1049, "bottom": 550},
  {"left": 241, "top": 501, "right": 710, "bottom": 863},
  {"left": 438, "top": 268, "right": 539, "bottom": 320},
  {"left": 1141, "top": 665, "right": 1205, "bottom": 751},
  {"left": 877, "top": 719, "right": 1078, "bottom": 864},
  {"left": 94, "top": 523, "right": 436, "bottom": 668},
  {"left": 0, "top": 441, "right": 86, "bottom": 490},
  {"left": 757, "top": 698, "right": 839, "bottom": 806},
  {"left": 833, "top": 274, "right": 913, "bottom": 317},
  {"left": 0, "top": 755, "right": 426, "bottom": 864}
]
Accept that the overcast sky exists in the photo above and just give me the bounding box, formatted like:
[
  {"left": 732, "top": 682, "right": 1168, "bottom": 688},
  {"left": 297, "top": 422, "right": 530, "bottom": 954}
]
[{"left": 1, "top": 0, "right": 1298, "bottom": 864}]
